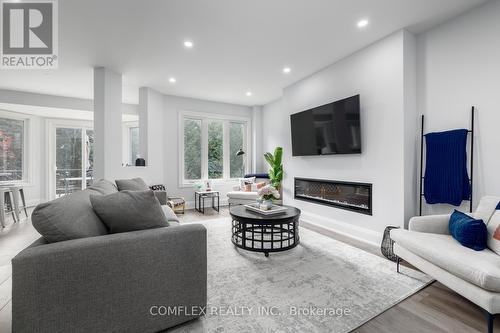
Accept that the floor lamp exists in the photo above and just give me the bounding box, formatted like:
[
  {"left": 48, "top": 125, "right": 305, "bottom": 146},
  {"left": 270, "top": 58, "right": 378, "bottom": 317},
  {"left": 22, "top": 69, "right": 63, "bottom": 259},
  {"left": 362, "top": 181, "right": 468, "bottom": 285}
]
[{"left": 236, "top": 149, "right": 245, "bottom": 176}]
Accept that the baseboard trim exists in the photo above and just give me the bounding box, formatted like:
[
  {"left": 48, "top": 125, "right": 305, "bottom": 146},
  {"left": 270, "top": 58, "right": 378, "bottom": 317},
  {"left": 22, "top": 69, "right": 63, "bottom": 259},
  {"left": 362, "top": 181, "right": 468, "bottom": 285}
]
[{"left": 299, "top": 212, "right": 381, "bottom": 253}]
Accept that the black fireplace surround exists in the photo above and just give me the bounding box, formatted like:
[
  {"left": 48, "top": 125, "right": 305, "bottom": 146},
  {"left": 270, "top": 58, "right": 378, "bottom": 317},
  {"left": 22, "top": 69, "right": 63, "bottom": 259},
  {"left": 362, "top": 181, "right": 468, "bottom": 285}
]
[{"left": 294, "top": 178, "right": 372, "bottom": 215}]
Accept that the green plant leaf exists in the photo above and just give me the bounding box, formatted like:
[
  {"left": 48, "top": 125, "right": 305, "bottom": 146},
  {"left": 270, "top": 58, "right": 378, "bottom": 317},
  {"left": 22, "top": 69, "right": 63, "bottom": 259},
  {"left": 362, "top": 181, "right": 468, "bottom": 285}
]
[
  {"left": 263, "top": 147, "right": 283, "bottom": 187},
  {"left": 264, "top": 152, "right": 274, "bottom": 167},
  {"left": 274, "top": 147, "right": 283, "bottom": 166}
]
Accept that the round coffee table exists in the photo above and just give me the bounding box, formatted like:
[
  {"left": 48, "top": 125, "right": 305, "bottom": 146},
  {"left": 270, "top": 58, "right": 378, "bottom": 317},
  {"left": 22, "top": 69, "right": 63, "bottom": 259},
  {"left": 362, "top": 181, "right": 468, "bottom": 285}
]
[{"left": 230, "top": 205, "right": 301, "bottom": 257}]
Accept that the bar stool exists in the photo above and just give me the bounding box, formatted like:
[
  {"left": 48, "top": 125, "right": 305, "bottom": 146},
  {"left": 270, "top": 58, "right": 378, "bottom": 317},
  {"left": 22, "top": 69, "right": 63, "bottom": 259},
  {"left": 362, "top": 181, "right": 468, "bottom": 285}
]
[
  {"left": 0, "top": 188, "right": 17, "bottom": 228},
  {"left": 9, "top": 185, "right": 28, "bottom": 221}
]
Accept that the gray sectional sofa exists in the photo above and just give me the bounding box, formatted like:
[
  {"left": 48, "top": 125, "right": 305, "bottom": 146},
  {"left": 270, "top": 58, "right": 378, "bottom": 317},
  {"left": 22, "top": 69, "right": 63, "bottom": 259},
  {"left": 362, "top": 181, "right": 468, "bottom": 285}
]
[{"left": 12, "top": 179, "right": 207, "bottom": 333}]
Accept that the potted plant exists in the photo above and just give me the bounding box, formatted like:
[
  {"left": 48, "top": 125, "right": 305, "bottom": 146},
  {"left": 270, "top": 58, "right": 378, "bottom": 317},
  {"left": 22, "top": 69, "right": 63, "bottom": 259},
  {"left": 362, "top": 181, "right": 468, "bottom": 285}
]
[
  {"left": 264, "top": 147, "right": 283, "bottom": 190},
  {"left": 257, "top": 185, "right": 280, "bottom": 210}
]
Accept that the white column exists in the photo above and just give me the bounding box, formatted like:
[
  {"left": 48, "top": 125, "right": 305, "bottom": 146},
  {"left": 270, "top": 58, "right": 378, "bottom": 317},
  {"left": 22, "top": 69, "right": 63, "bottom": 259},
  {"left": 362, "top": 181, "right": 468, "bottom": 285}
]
[
  {"left": 137, "top": 87, "right": 164, "bottom": 183},
  {"left": 93, "top": 67, "right": 123, "bottom": 180},
  {"left": 138, "top": 88, "right": 149, "bottom": 163},
  {"left": 251, "top": 105, "right": 263, "bottom": 173}
]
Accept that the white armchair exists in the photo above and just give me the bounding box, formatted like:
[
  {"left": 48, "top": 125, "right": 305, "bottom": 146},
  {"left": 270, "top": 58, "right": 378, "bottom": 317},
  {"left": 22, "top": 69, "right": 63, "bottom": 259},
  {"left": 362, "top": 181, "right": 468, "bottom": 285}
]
[
  {"left": 227, "top": 177, "right": 270, "bottom": 207},
  {"left": 408, "top": 214, "right": 451, "bottom": 234},
  {"left": 391, "top": 196, "right": 500, "bottom": 333}
]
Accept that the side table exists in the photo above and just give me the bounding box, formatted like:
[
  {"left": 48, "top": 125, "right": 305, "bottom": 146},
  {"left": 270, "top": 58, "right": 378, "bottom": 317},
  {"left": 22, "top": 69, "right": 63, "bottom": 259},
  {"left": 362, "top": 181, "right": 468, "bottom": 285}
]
[{"left": 194, "top": 191, "right": 220, "bottom": 214}]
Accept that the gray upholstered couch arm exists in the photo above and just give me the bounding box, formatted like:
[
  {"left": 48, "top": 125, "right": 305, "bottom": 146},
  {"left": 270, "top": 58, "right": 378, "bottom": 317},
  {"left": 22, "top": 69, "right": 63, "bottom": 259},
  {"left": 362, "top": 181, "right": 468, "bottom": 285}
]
[
  {"left": 12, "top": 224, "right": 207, "bottom": 333},
  {"left": 408, "top": 214, "right": 451, "bottom": 235}
]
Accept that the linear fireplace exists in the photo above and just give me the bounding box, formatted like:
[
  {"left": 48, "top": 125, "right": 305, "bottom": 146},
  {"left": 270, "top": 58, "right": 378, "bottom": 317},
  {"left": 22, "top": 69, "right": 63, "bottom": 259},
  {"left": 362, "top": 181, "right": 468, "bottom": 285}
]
[{"left": 294, "top": 178, "right": 372, "bottom": 215}]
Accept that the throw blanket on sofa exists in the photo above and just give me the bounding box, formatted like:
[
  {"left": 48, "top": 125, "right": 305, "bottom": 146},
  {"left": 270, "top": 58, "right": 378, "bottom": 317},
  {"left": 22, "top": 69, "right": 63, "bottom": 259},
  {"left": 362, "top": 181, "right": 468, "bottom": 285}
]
[{"left": 424, "top": 129, "right": 470, "bottom": 206}]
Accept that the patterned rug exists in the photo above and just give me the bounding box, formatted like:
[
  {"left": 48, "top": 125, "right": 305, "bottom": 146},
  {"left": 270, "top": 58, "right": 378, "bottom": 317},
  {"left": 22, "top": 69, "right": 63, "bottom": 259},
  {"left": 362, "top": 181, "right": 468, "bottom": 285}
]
[{"left": 170, "top": 218, "right": 431, "bottom": 333}]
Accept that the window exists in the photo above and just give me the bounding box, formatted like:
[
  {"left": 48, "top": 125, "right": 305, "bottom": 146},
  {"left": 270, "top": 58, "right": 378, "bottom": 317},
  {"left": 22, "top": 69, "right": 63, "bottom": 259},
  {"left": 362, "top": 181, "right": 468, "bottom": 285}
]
[
  {"left": 47, "top": 119, "right": 93, "bottom": 199},
  {"left": 229, "top": 122, "right": 245, "bottom": 178},
  {"left": 129, "top": 127, "right": 139, "bottom": 165},
  {"left": 0, "top": 116, "right": 26, "bottom": 182},
  {"left": 122, "top": 121, "right": 139, "bottom": 166},
  {"left": 56, "top": 127, "right": 83, "bottom": 196},
  {"left": 208, "top": 120, "right": 223, "bottom": 179},
  {"left": 183, "top": 118, "right": 202, "bottom": 180},
  {"left": 180, "top": 112, "right": 249, "bottom": 185}
]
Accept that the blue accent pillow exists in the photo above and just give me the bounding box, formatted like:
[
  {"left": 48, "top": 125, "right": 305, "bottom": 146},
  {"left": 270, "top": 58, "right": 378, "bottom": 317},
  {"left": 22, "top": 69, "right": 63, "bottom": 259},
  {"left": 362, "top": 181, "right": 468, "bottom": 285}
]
[
  {"left": 448, "top": 210, "right": 487, "bottom": 251},
  {"left": 244, "top": 173, "right": 269, "bottom": 179}
]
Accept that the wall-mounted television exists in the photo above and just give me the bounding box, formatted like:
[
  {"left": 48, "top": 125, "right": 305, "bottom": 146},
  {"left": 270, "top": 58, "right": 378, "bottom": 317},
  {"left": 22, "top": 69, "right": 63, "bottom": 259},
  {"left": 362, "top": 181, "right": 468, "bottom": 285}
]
[{"left": 290, "top": 94, "right": 361, "bottom": 156}]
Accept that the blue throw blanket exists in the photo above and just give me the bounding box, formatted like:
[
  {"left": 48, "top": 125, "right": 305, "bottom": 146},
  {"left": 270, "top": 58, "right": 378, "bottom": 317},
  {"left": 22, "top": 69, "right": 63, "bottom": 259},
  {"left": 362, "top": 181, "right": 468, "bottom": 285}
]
[{"left": 424, "top": 129, "right": 470, "bottom": 206}]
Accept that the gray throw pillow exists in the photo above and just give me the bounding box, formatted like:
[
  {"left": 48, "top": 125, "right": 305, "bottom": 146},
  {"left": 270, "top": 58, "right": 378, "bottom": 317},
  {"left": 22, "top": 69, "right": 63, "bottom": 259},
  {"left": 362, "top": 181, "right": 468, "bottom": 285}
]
[
  {"left": 115, "top": 178, "right": 148, "bottom": 191},
  {"left": 90, "top": 190, "right": 168, "bottom": 233},
  {"left": 32, "top": 182, "right": 112, "bottom": 243},
  {"left": 87, "top": 179, "right": 118, "bottom": 195}
]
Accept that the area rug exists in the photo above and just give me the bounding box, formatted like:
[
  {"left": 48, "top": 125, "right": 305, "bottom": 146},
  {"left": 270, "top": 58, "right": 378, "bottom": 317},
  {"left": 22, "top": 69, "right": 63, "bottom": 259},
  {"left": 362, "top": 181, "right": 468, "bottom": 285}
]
[{"left": 170, "top": 218, "right": 432, "bottom": 333}]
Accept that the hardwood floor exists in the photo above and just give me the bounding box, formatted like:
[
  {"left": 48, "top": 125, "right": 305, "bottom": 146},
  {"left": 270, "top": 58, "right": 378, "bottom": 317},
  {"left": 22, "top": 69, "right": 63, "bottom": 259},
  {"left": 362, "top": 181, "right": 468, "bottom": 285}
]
[
  {"left": 0, "top": 207, "right": 497, "bottom": 332},
  {"left": 354, "top": 281, "right": 499, "bottom": 333}
]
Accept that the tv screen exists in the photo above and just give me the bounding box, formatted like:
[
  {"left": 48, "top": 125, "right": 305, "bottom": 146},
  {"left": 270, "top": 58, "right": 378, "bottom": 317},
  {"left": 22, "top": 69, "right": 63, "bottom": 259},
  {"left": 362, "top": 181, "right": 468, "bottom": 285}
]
[{"left": 290, "top": 95, "right": 361, "bottom": 156}]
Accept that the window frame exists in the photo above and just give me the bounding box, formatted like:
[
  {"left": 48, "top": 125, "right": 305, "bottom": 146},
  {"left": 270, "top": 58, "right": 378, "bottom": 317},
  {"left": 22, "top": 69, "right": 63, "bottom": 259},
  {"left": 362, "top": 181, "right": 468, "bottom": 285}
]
[
  {"left": 45, "top": 118, "right": 93, "bottom": 200},
  {"left": 179, "top": 110, "right": 251, "bottom": 187},
  {"left": 0, "top": 110, "right": 32, "bottom": 185},
  {"left": 122, "top": 121, "right": 139, "bottom": 166}
]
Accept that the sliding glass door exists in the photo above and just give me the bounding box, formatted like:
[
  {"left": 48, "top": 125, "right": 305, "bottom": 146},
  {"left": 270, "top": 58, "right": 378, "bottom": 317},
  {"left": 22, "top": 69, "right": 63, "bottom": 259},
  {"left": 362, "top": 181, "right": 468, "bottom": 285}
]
[{"left": 48, "top": 121, "right": 94, "bottom": 199}]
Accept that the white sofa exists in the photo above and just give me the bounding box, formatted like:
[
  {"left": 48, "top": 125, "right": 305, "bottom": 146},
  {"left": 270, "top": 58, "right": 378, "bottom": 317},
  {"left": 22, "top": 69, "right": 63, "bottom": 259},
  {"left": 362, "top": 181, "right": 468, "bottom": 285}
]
[
  {"left": 227, "top": 177, "right": 270, "bottom": 206},
  {"left": 391, "top": 196, "right": 500, "bottom": 333}
]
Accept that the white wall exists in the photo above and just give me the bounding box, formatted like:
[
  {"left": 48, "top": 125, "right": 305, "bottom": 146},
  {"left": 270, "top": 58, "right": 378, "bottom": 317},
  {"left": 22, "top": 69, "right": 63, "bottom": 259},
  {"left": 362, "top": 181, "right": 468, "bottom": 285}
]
[
  {"left": 27, "top": 116, "right": 46, "bottom": 207},
  {"left": 93, "top": 67, "right": 123, "bottom": 180},
  {"left": 251, "top": 106, "right": 264, "bottom": 173},
  {"left": 403, "top": 31, "right": 418, "bottom": 226},
  {"left": 132, "top": 87, "right": 164, "bottom": 185},
  {"left": 261, "top": 99, "right": 283, "bottom": 156},
  {"left": 162, "top": 94, "right": 253, "bottom": 207},
  {"left": 417, "top": 0, "right": 500, "bottom": 215},
  {"left": 262, "top": 31, "right": 417, "bottom": 245}
]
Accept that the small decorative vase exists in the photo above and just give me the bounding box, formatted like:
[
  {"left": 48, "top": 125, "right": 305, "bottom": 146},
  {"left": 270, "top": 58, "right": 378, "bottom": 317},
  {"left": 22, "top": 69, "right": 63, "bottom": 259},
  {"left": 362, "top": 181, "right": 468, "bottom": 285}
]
[{"left": 260, "top": 199, "right": 273, "bottom": 211}]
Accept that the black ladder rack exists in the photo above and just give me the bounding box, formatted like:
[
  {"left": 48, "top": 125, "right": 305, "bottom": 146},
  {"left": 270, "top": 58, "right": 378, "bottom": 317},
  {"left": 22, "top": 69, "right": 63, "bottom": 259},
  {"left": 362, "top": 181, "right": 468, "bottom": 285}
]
[{"left": 419, "top": 107, "right": 475, "bottom": 216}]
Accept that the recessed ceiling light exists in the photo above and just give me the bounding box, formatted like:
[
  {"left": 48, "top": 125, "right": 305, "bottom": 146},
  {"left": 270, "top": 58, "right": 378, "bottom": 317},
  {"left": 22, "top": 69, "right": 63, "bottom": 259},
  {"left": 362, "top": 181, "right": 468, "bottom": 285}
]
[
  {"left": 283, "top": 67, "right": 291, "bottom": 74},
  {"left": 169, "top": 77, "right": 177, "bottom": 83},
  {"left": 246, "top": 91, "right": 252, "bottom": 97},
  {"left": 183, "top": 40, "right": 194, "bottom": 48},
  {"left": 357, "top": 19, "right": 369, "bottom": 28}
]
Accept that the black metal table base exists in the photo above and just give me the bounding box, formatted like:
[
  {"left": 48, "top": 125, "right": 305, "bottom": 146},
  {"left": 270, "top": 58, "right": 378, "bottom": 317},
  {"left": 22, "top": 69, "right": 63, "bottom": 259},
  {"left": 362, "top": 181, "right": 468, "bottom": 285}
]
[{"left": 231, "top": 217, "right": 300, "bottom": 257}]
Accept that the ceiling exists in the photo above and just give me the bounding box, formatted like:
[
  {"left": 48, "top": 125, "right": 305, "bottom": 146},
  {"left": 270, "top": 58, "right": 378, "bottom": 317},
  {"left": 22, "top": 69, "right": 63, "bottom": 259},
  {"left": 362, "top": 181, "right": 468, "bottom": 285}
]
[{"left": 0, "top": 0, "right": 489, "bottom": 106}]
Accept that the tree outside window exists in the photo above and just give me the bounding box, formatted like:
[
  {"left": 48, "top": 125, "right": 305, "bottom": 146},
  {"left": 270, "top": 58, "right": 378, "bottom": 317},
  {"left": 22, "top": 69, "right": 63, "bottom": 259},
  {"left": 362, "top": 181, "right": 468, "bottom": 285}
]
[
  {"left": 182, "top": 114, "right": 248, "bottom": 183},
  {"left": 184, "top": 118, "right": 202, "bottom": 180},
  {"left": 208, "top": 121, "right": 223, "bottom": 179},
  {"left": 0, "top": 117, "right": 24, "bottom": 182}
]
